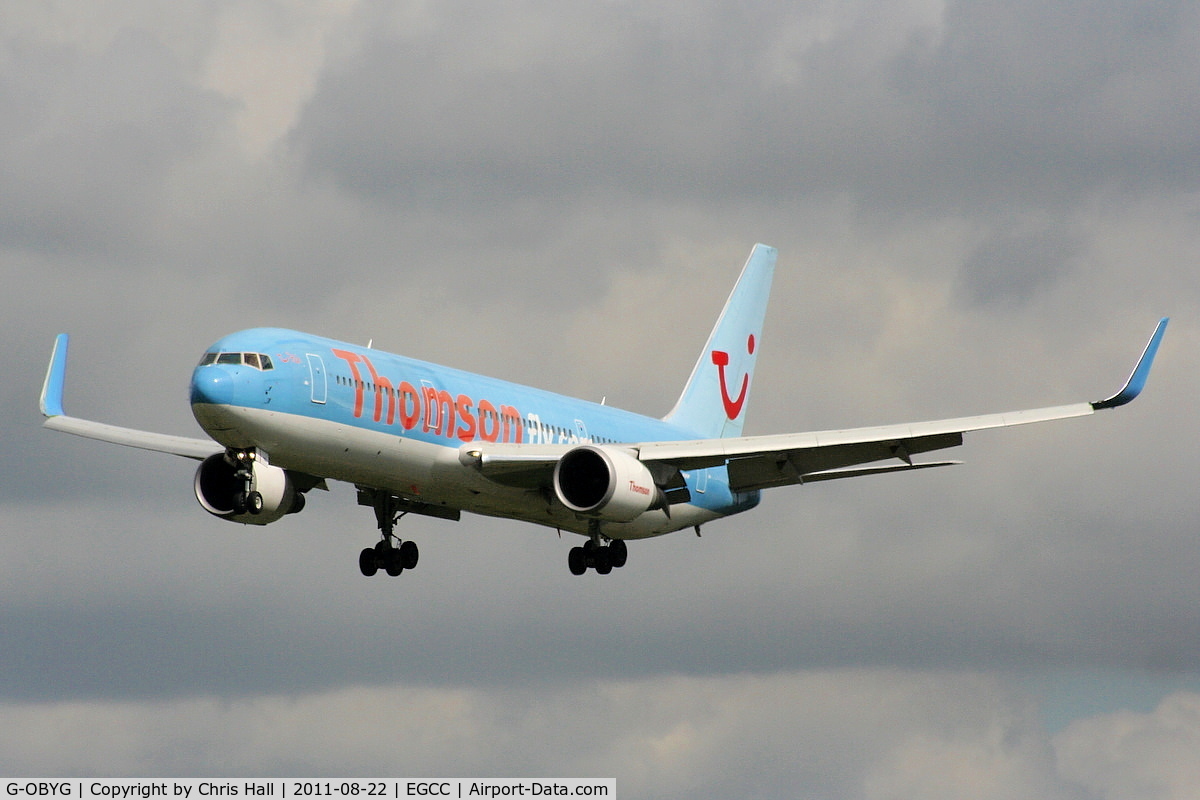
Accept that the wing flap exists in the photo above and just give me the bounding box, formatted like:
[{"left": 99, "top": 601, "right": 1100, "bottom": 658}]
[
  {"left": 725, "top": 431, "right": 966, "bottom": 491},
  {"left": 800, "top": 460, "right": 962, "bottom": 484}
]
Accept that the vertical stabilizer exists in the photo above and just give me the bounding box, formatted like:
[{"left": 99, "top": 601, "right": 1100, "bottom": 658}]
[{"left": 663, "top": 244, "right": 777, "bottom": 438}]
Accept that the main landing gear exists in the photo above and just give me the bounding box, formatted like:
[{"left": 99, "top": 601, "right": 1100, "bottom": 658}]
[
  {"left": 358, "top": 489, "right": 420, "bottom": 578},
  {"left": 568, "top": 523, "right": 629, "bottom": 576}
]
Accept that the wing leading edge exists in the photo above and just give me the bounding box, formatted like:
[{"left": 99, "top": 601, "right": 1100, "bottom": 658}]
[{"left": 40, "top": 334, "right": 220, "bottom": 460}]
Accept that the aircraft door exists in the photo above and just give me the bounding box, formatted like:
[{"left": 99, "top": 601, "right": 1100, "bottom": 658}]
[{"left": 306, "top": 354, "right": 327, "bottom": 404}]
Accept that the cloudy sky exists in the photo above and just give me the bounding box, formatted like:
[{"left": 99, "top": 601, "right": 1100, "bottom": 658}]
[{"left": 2, "top": 0, "right": 1199, "bottom": 796}]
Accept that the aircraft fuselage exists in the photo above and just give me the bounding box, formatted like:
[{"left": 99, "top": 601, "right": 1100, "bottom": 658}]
[{"left": 189, "top": 327, "right": 760, "bottom": 539}]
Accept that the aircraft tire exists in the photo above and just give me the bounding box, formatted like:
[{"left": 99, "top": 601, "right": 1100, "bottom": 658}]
[
  {"left": 609, "top": 540, "right": 628, "bottom": 568},
  {"left": 594, "top": 548, "right": 613, "bottom": 575},
  {"left": 246, "top": 491, "right": 264, "bottom": 515},
  {"left": 568, "top": 547, "right": 587, "bottom": 576},
  {"left": 359, "top": 547, "right": 379, "bottom": 577},
  {"left": 400, "top": 540, "right": 419, "bottom": 570},
  {"left": 384, "top": 548, "right": 404, "bottom": 577}
]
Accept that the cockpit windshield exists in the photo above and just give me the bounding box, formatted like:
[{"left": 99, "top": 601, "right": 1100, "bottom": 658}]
[{"left": 198, "top": 351, "right": 275, "bottom": 370}]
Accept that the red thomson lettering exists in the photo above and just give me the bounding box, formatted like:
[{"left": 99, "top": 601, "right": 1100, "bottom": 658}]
[
  {"left": 430, "top": 388, "right": 456, "bottom": 437},
  {"left": 499, "top": 405, "right": 523, "bottom": 443},
  {"left": 399, "top": 381, "right": 420, "bottom": 429},
  {"left": 331, "top": 348, "right": 367, "bottom": 418},
  {"left": 456, "top": 394, "right": 477, "bottom": 441},
  {"left": 477, "top": 399, "right": 498, "bottom": 442},
  {"left": 360, "top": 354, "right": 396, "bottom": 425},
  {"left": 331, "top": 349, "right": 524, "bottom": 442}
]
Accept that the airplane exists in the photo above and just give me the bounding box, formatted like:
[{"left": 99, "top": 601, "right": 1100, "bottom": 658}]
[{"left": 40, "top": 244, "right": 1168, "bottom": 577}]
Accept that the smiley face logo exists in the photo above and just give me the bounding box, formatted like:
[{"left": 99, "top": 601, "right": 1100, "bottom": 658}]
[{"left": 711, "top": 333, "right": 755, "bottom": 420}]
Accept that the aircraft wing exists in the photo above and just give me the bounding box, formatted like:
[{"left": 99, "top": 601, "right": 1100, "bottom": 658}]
[
  {"left": 466, "top": 318, "right": 1168, "bottom": 493},
  {"left": 647, "top": 317, "right": 1167, "bottom": 490},
  {"left": 639, "top": 404, "right": 1084, "bottom": 490},
  {"left": 40, "top": 334, "right": 221, "bottom": 461}
]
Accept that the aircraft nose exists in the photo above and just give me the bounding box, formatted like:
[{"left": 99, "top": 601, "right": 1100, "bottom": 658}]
[{"left": 190, "top": 366, "right": 239, "bottom": 407}]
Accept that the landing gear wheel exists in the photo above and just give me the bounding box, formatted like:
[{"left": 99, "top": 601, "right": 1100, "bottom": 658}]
[
  {"left": 358, "top": 489, "right": 423, "bottom": 578},
  {"left": 609, "top": 539, "right": 628, "bottom": 569},
  {"left": 399, "top": 540, "right": 419, "bottom": 570},
  {"left": 567, "top": 535, "right": 630, "bottom": 575},
  {"left": 359, "top": 547, "right": 379, "bottom": 577},
  {"left": 246, "top": 491, "right": 264, "bottom": 515},
  {"left": 384, "top": 548, "right": 404, "bottom": 577}
]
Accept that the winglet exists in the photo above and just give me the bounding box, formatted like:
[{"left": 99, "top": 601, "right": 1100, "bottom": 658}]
[
  {"left": 40, "top": 333, "right": 69, "bottom": 418},
  {"left": 1091, "top": 318, "right": 1168, "bottom": 410}
]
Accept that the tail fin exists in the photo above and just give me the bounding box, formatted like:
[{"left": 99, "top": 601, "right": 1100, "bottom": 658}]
[{"left": 663, "top": 244, "right": 777, "bottom": 438}]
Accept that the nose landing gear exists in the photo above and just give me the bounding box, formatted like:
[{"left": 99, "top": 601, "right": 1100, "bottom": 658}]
[{"left": 229, "top": 449, "right": 263, "bottom": 516}]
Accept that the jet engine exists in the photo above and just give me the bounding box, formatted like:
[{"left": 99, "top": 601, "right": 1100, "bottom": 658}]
[
  {"left": 553, "top": 445, "right": 667, "bottom": 522},
  {"left": 194, "top": 452, "right": 304, "bottom": 525}
]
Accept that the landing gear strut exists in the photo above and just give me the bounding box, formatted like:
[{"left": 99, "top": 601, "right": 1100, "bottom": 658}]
[
  {"left": 358, "top": 489, "right": 420, "bottom": 578},
  {"left": 229, "top": 449, "right": 263, "bottom": 516},
  {"left": 568, "top": 523, "right": 629, "bottom": 575}
]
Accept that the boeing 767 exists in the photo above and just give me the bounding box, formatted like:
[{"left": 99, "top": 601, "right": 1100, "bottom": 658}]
[{"left": 40, "top": 245, "right": 1168, "bottom": 576}]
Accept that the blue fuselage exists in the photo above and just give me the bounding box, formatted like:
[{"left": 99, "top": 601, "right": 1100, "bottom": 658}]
[{"left": 189, "top": 328, "right": 759, "bottom": 538}]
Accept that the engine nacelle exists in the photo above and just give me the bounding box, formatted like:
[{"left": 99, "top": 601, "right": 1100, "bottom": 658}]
[
  {"left": 553, "top": 445, "right": 667, "bottom": 522},
  {"left": 194, "top": 453, "right": 303, "bottom": 525}
]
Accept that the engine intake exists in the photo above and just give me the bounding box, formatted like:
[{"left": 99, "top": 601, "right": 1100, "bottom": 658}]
[
  {"left": 554, "top": 445, "right": 666, "bottom": 522},
  {"left": 194, "top": 452, "right": 304, "bottom": 525}
]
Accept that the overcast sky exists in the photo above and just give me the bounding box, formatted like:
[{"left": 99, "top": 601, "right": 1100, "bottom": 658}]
[{"left": 2, "top": 1, "right": 1199, "bottom": 797}]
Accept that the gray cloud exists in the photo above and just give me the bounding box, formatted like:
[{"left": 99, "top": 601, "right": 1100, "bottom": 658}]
[
  {"left": 957, "top": 227, "right": 1081, "bottom": 309},
  {"left": 291, "top": 0, "right": 1200, "bottom": 217},
  {"left": 1, "top": 670, "right": 1177, "bottom": 800},
  {"left": 0, "top": 28, "right": 234, "bottom": 260}
]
